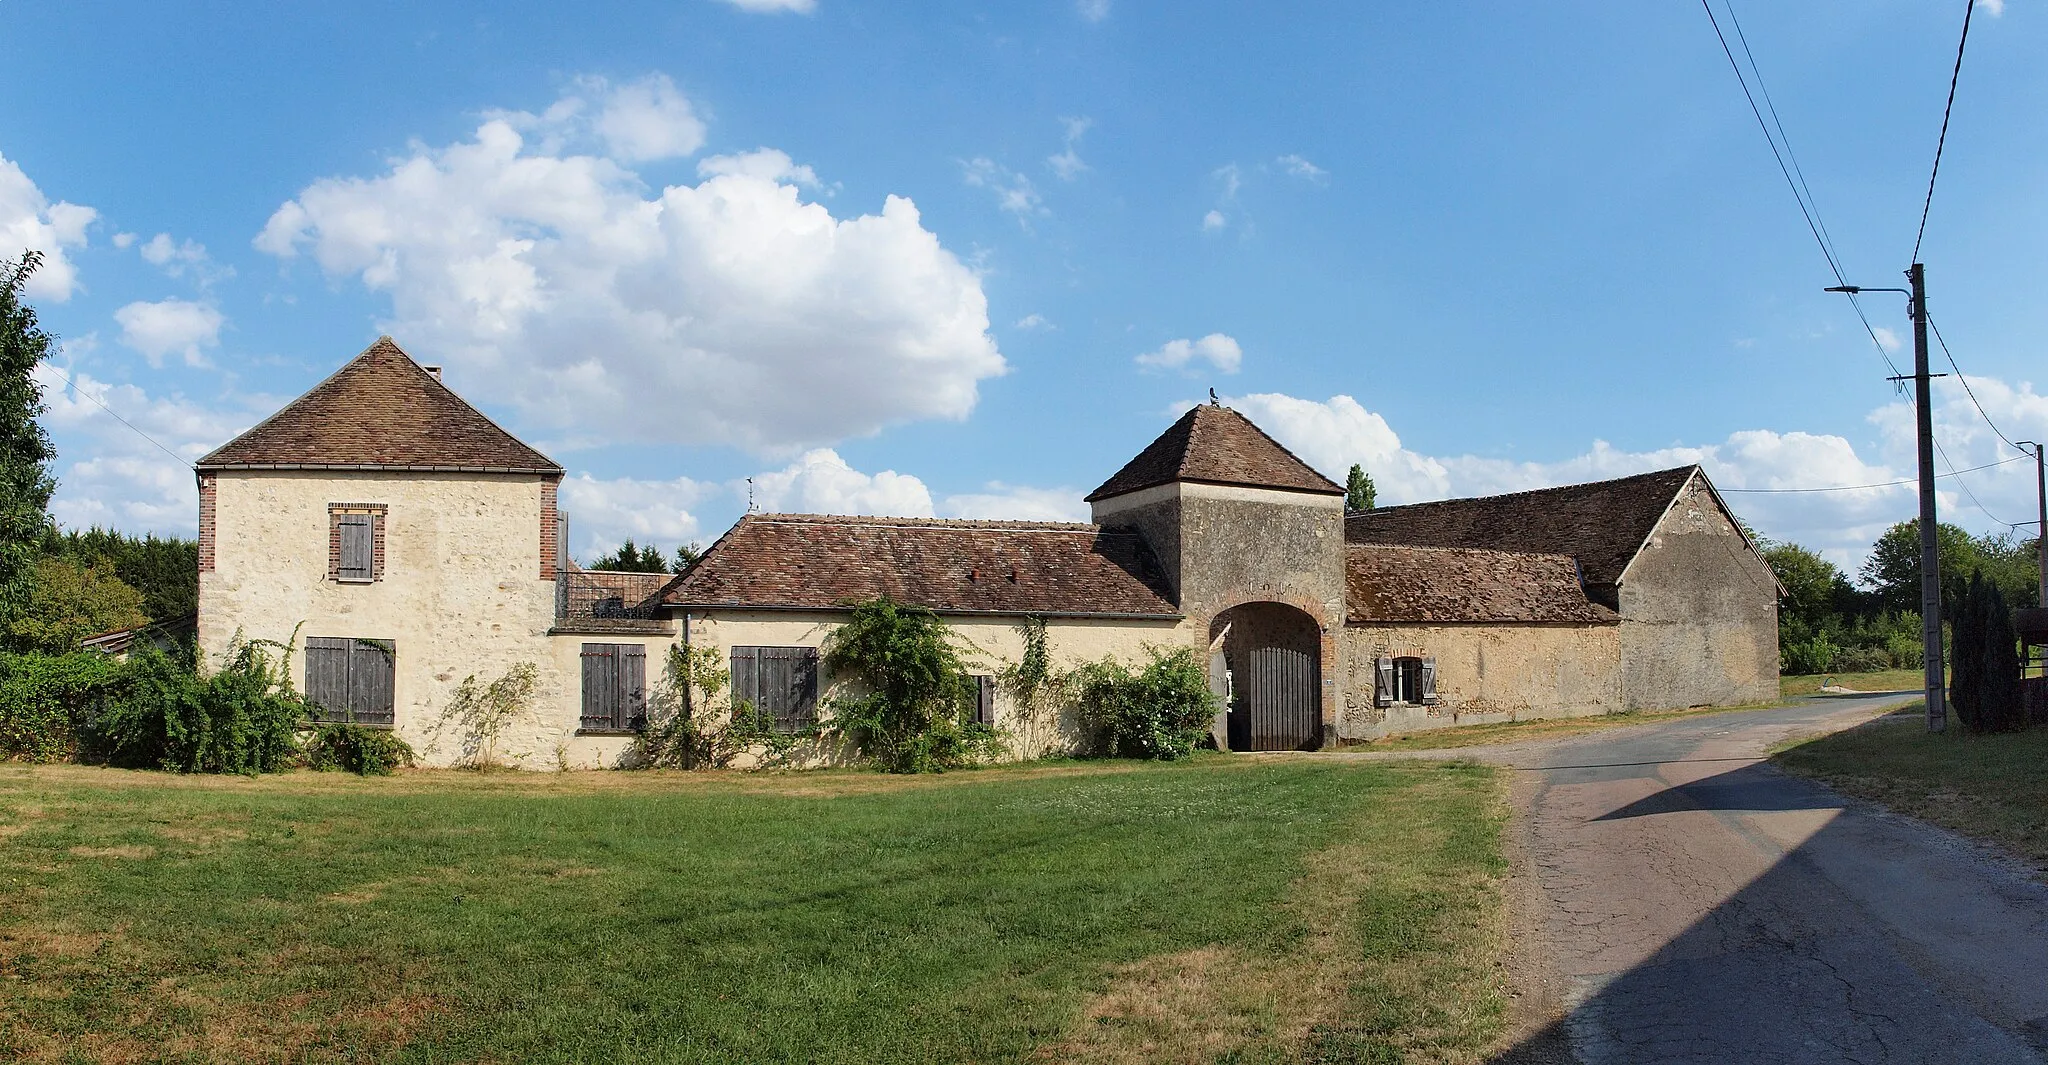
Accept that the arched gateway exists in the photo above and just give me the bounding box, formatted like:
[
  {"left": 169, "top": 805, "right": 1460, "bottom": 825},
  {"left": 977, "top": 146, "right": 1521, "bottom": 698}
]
[{"left": 1210, "top": 602, "right": 1323, "bottom": 751}]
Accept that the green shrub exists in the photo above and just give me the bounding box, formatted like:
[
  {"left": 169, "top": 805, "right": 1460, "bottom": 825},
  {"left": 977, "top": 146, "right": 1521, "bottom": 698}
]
[
  {"left": 1070, "top": 646, "right": 1219, "bottom": 760},
  {"left": 1780, "top": 631, "right": 1838, "bottom": 676},
  {"left": 85, "top": 643, "right": 302, "bottom": 774},
  {"left": 0, "top": 652, "right": 120, "bottom": 762},
  {"left": 635, "top": 644, "right": 805, "bottom": 769},
  {"left": 822, "top": 597, "right": 1000, "bottom": 773},
  {"left": 303, "top": 722, "right": 416, "bottom": 775},
  {"left": 1830, "top": 645, "right": 1892, "bottom": 674}
]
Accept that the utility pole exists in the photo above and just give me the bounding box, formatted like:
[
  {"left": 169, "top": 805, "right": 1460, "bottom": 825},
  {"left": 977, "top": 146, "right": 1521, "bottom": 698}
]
[
  {"left": 1828, "top": 265, "right": 1947, "bottom": 731},
  {"left": 2021, "top": 441, "right": 2047, "bottom": 607},
  {"left": 1908, "top": 264, "right": 1946, "bottom": 732}
]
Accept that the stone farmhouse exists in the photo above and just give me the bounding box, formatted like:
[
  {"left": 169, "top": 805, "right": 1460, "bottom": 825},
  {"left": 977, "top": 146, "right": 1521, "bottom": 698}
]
[{"left": 194, "top": 338, "right": 1779, "bottom": 768}]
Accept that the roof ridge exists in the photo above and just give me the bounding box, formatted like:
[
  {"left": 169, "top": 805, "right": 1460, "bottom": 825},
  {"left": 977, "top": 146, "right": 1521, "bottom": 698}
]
[
  {"left": 1349, "top": 464, "right": 1700, "bottom": 517},
  {"left": 1346, "top": 541, "right": 1580, "bottom": 563},
  {"left": 751, "top": 513, "right": 1106, "bottom": 532}
]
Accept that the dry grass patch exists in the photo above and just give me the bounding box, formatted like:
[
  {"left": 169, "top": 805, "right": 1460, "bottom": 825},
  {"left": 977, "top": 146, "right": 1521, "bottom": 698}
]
[{"left": 1346, "top": 705, "right": 1781, "bottom": 754}]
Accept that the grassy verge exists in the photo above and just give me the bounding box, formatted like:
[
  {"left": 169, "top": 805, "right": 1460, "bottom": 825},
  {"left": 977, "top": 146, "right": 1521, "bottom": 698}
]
[
  {"left": 1773, "top": 708, "right": 2048, "bottom": 867},
  {"left": 1346, "top": 703, "right": 1780, "bottom": 753},
  {"left": 1779, "top": 669, "right": 1926, "bottom": 698},
  {"left": 0, "top": 758, "right": 1508, "bottom": 1064}
]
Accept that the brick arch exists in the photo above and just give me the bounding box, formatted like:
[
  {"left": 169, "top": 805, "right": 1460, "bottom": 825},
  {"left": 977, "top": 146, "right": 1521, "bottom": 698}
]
[{"left": 1208, "top": 598, "right": 1335, "bottom": 751}]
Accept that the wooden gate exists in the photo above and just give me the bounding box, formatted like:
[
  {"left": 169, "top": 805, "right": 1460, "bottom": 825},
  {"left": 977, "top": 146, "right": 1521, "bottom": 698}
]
[{"left": 1245, "top": 645, "right": 1320, "bottom": 751}]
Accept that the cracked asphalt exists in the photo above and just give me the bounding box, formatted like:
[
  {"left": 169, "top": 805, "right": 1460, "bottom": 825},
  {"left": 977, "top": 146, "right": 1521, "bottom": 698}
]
[{"left": 1443, "top": 695, "right": 2048, "bottom": 1064}]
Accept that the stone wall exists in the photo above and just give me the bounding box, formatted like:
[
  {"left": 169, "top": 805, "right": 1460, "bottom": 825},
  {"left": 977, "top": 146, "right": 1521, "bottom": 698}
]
[
  {"left": 1337, "top": 622, "right": 1624, "bottom": 740},
  {"left": 1617, "top": 476, "right": 1781, "bottom": 710},
  {"left": 680, "top": 609, "right": 1183, "bottom": 763},
  {"left": 198, "top": 468, "right": 634, "bottom": 769}
]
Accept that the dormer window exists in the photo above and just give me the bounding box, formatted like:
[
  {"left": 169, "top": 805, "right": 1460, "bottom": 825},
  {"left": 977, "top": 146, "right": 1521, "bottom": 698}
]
[{"left": 329, "top": 503, "right": 387, "bottom": 583}]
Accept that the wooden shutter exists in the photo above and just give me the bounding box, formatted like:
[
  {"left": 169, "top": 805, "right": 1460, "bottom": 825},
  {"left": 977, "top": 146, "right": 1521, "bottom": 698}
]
[
  {"left": 347, "top": 640, "right": 395, "bottom": 725},
  {"left": 305, "top": 637, "right": 351, "bottom": 718},
  {"left": 1374, "top": 656, "right": 1394, "bottom": 708},
  {"left": 791, "top": 648, "right": 819, "bottom": 730},
  {"left": 621, "top": 645, "right": 647, "bottom": 729},
  {"left": 730, "top": 646, "right": 761, "bottom": 726},
  {"left": 975, "top": 675, "right": 996, "bottom": 727},
  {"left": 336, "top": 515, "right": 373, "bottom": 581},
  {"left": 1419, "top": 657, "right": 1439, "bottom": 705},
  {"left": 582, "top": 644, "right": 618, "bottom": 731}
]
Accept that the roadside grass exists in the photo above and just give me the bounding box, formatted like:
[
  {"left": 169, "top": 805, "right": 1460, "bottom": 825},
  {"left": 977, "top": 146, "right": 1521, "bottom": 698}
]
[
  {"left": 0, "top": 757, "right": 1509, "bottom": 1064},
  {"left": 1780, "top": 669, "right": 1926, "bottom": 698},
  {"left": 1347, "top": 703, "right": 1780, "bottom": 754},
  {"left": 1773, "top": 706, "right": 2048, "bottom": 867}
]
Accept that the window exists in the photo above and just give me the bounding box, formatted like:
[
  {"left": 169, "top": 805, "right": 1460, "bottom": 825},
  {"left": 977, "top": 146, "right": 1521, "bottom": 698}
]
[
  {"left": 1373, "top": 655, "right": 1438, "bottom": 708},
  {"left": 305, "top": 637, "right": 396, "bottom": 725},
  {"left": 328, "top": 503, "right": 387, "bottom": 582},
  {"left": 730, "top": 646, "right": 819, "bottom": 733},
  {"left": 973, "top": 675, "right": 997, "bottom": 728},
  {"left": 579, "top": 643, "right": 647, "bottom": 733}
]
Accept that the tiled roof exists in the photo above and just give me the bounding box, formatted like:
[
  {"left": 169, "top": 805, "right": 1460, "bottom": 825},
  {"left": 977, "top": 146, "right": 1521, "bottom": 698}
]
[
  {"left": 661, "top": 514, "right": 1181, "bottom": 617},
  {"left": 1344, "top": 467, "right": 1699, "bottom": 587},
  {"left": 1346, "top": 544, "right": 1617, "bottom": 624},
  {"left": 1086, "top": 404, "right": 1344, "bottom": 502},
  {"left": 197, "top": 337, "right": 561, "bottom": 473}
]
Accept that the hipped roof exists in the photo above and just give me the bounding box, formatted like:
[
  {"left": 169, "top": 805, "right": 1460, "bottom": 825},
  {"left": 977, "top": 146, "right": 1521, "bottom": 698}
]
[
  {"left": 661, "top": 514, "right": 1180, "bottom": 617},
  {"left": 1086, "top": 404, "right": 1344, "bottom": 502},
  {"left": 1344, "top": 466, "right": 1701, "bottom": 587},
  {"left": 197, "top": 337, "right": 561, "bottom": 473}
]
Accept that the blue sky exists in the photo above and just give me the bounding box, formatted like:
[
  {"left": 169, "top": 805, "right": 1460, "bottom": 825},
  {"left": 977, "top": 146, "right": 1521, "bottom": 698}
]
[{"left": 3, "top": 0, "right": 2044, "bottom": 571}]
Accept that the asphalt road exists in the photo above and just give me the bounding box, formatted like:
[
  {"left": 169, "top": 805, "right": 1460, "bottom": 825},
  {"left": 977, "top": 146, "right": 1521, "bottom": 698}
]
[{"left": 1449, "top": 696, "right": 2048, "bottom": 1064}]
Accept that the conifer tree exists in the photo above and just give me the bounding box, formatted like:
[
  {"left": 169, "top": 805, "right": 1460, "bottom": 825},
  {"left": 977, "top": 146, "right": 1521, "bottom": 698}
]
[
  {"left": 1345, "top": 463, "right": 1377, "bottom": 513},
  {"left": 0, "top": 253, "right": 57, "bottom": 629}
]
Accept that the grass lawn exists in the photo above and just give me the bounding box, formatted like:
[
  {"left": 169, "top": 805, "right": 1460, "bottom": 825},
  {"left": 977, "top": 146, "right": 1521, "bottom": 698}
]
[
  {"left": 1773, "top": 707, "right": 2048, "bottom": 867},
  {"left": 0, "top": 757, "right": 1508, "bottom": 1064},
  {"left": 1779, "top": 669, "right": 1926, "bottom": 698},
  {"left": 1347, "top": 703, "right": 1781, "bottom": 754}
]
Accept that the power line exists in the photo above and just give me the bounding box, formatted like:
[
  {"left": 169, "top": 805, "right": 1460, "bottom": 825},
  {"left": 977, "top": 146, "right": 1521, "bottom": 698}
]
[
  {"left": 1699, "top": 0, "right": 1906, "bottom": 381},
  {"left": 1926, "top": 314, "right": 2021, "bottom": 451},
  {"left": 35, "top": 361, "right": 190, "bottom": 468},
  {"left": 1720, "top": 453, "right": 2025, "bottom": 494},
  {"left": 1935, "top": 437, "right": 2020, "bottom": 528},
  {"left": 1912, "top": 0, "right": 1979, "bottom": 263}
]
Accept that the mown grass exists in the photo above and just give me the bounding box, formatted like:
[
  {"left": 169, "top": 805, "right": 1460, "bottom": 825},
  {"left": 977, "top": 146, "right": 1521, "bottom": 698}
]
[
  {"left": 1779, "top": 669, "right": 1927, "bottom": 698},
  {"left": 1773, "top": 706, "right": 2048, "bottom": 867},
  {"left": 0, "top": 758, "right": 1508, "bottom": 1064}
]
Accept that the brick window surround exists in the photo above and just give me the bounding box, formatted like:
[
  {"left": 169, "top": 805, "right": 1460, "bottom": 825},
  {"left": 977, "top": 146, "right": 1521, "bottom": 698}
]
[
  {"left": 328, "top": 503, "right": 388, "bottom": 583},
  {"left": 541, "top": 475, "right": 561, "bottom": 580},
  {"left": 197, "top": 474, "right": 217, "bottom": 573}
]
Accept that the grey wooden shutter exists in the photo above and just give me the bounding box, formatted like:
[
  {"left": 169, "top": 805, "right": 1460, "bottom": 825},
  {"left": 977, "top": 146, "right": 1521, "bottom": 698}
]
[
  {"left": 622, "top": 645, "right": 647, "bottom": 729},
  {"left": 1374, "top": 656, "right": 1394, "bottom": 708},
  {"left": 347, "top": 640, "right": 395, "bottom": 725},
  {"left": 305, "top": 637, "right": 350, "bottom": 718},
  {"left": 730, "top": 646, "right": 761, "bottom": 726},
  {"left": 975, "top": 675, "right": 996, "bottom": 727},
  {"left": 337, "top": 515, "right": 373, "bottom": 580},
  {"left": 792, "top": 648, "right": 819, "bottom": 729},
  {"left": 581, "top": 644, "right": 617, "bottom": 731},
  {"left": 1419, "top": 657, "right": 1439, "bottom": 705}
]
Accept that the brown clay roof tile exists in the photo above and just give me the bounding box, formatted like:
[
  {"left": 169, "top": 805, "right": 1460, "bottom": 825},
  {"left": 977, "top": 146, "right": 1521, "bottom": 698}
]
[
  {"left": 1346, "top": 544, "right": 1618, "bottom": 624},
  {"left": 1086, "top": 404, "right": 1344, "bottom": 501},
  {"left": 196, "top": 337, "right": 561, "bottom": 473},
  {"left": 1343, "top": 466, "right": 1699, "bottom": 588},
  {"left": 661, "top": 514, "right": 1180, "bottom": 617}
]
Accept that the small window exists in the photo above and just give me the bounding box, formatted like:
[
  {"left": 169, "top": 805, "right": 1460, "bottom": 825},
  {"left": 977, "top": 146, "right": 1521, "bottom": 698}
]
[
  {"left": 973, "top": 675, "right": 997, "bottom": 728},
  {"left": 1374, "top": 655, "right": 1439, "bottom": 708},
  {"left": 305, "top": 637, "right": 396, "bottom": 726},
  {"left": 730, "top": 646, "right": 819, "bottom": 733},
  {"left": 579, "top": 643, "right": 647, "bottom": 733},
  {"left": 329, "top": 504, "right": 387, "bottom": 583}
]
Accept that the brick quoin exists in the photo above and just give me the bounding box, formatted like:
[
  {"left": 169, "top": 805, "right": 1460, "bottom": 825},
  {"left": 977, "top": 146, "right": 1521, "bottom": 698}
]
[
  {"left": 196, "top": 474, "right": 217, "bottom": 573},
  {"left": 540, "top": 476, "right": 560, "bottom": 580},
  {"left": 328, "top": 503, "right": 389, "bottom": 582}
]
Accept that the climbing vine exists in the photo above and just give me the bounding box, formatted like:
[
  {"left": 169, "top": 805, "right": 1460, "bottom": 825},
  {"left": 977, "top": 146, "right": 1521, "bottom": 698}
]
[{"left": 822, "top": 597, "right": 1002, "bottom": 773}]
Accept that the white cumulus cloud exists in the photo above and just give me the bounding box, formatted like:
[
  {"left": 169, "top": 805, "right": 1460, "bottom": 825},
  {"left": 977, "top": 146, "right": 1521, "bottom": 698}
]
[
  {"left": 940, "top": 482, "right": 1088, "bottom": 523},
  {"left": 0, "top": 152, "right": 96, "bottom": 301},
  {"left": 1077, "top": 0, "right": 1110, "bottom": 22},
  {"left": 257, "top": 76, "right": 1005, "bottom": 456},
  {"left": 748, "top": 448, "right": 936, "bottom": 516},
  {"left": 558, "top": 471, "right": 715, "bottom": 560},
  {"left": 113, "top": 298, "right": 224, "bottom": 367},
  {"left": 962, "top": 157, "right": 1044, "bottom": 221},
  {"left": 1202, "top": 209, "right": 1227, "bottom": 232},
  {"left": 1137, "top": 333, "right": 1242, "bottom": 374},
  {"left": 1276, "top": 154, "right": 1327, "bottom": 181},
  {"left": 591, "top": 74, "right": 707, "bottom": 162}
]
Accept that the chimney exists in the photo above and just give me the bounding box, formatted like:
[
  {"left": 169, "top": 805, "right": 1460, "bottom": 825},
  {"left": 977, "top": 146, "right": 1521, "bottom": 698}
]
[{"left": 423, "top": 365, "right": 442, "bottom": 382}]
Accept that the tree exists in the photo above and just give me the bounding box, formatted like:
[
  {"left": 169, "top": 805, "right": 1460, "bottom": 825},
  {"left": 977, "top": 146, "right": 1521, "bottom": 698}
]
[
  {"left": 1763, "top": 542, "right": 1855, "bottom": 633},
  {"left": 0, "top": 253, "right": 57, "bottom": 628},
  {"left": 1345, "top": 463, "right": 1377, "bottom": 512},
  {"left": 1858, "top": 519, "right": 1981, "bottom": 615},
  {"left": 1950, "top": 570, "right": 2024, "bottom": 733},
  {"left": 673, "top": 541, "right": 705, "bottom": 572},
  {"left": 5, "top": 556, "right": 147, "bottom": 655},
  {"left": 40, "top": 526, "right": 198, "bottom": 622},
  {"left": 588, "top": 538, "right": 668, "bottom": 573}
]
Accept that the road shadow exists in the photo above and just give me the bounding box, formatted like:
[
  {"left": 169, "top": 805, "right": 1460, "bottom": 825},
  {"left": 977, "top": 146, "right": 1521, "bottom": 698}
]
[{"left": 1484, "top": 757, "right": 2048, "bottom": 1063}]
